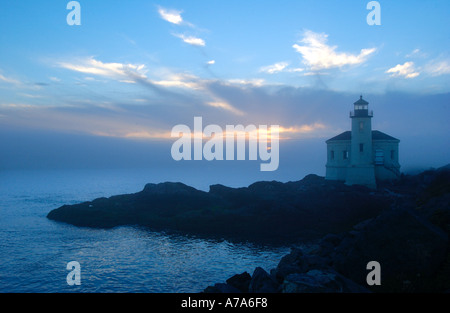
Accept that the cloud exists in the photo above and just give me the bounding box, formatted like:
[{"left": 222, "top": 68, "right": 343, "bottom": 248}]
[
  {"left": 277, "top": 123, "right": 327, "bottom": 139},
  {"left": 173, "top": 34, "right": 205, "bottom": 46},
  {"left": 19, "top": 93, "right": 43, "bottom": 99},
  {"left": 153, "top": 73, "right": 202, "bottom": 90},
  {"left": 0, "top": 73, "right": 22, "bottom": 85},
  {"left": 386, "top": 62, "right": 420, "bottom": 79},
  {"left": 424, "top": 60, "right": 450, "bottom": 76},
  {"left": 407, "top": 48, "right": 421, "bottom": 57},
  {"left": 226, "top": 79, "right": 265, "bottom": 87},
  {"left": 58, "top": 57, "right": 147, "bottom": 80},
  {"left": 0, "top": 72, "right": 46, "bottom": 90},
  {"left": 260, "top": 62, "right": 289, "bottom": 74},
  {"left": 158, "top": 7, "right": 183, "bottom": 25},
  {"left": 158, "top": 6, "right": 206, "bottom": 49},
  {"left": 260, "top": 62, "right": 305, "bottom": 74},
  {"left": 405, "top": 48, "right": 428, "bottom": 59},
  {"left": 206, "top": 100, "right": 244, "bottom": 116},
  {"left": 287, "top": 68, "right": 305, "bottom": 73},
  {"left": 207, "top": 60, "right": 215, "bottom": 65},
  {"left": 292, "top": 30, "right": 376, "bottom": 70}
]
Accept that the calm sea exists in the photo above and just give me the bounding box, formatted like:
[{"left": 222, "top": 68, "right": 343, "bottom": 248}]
[{"left": 0, "top": 169, "right": 290, "bottom": 293}]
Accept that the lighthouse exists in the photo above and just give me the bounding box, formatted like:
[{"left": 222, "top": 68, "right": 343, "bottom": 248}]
[
  {"left": 325, "top": 96, "right": 400, "bottom": 189},
  {"left": 345, "top": 96, "right": 376, "bottom": 188}
]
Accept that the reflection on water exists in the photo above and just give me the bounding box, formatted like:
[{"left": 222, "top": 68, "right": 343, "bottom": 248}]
[{"left": 0, "top": 169, "right": 291, "bottom": 293}]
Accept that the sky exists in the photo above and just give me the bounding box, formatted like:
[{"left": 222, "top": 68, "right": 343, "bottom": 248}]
[{"left": 0, "top": 1, "right": 449, "bottom": 188}]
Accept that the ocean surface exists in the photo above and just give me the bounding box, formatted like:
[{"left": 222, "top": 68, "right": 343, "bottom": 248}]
[{"left": 0, "top": 169, "right": 291, "bottom": 293}]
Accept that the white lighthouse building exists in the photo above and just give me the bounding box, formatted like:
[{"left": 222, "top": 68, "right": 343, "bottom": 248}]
[{"left": 325, "top": 96, "right": 400, "bottom": 188}]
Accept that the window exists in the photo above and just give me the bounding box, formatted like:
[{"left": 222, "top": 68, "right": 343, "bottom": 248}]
[
  {"left": 375, "top": 149, "right": 384, "bottom": 165},
  {"left": 331, "top": 150, "right": 335, "bottom": 160},
  {"left": 359, "top": 121, "right": 364, "bottom": 132},
  {"left": 356, "top": 104, "right": 368, "bottom": 110},
  {"left": 359, "top": 143, "right": 364, "bottom": 152},
  {"left": 343, "top": 150, "right": 349, "bottom": 160},
  {"left": 391, "top": 150, "right": 395, "bottom": 160}
]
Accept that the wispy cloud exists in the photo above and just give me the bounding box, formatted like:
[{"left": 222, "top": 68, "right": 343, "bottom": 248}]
[
  {"left": 49, "top": 77, "right": 61, "bottom": 82},
  {"left": 173, "top": 33, "right": 205, "bottom": 46},
  {"left": 19, "top": 93, "right": 44, "bottom": 99},
  {"left": 292, "top": 30, "right": 376, "bottom": 71},
  {"left": 226, "top": 79, "right": 266, "bottom": 87},
  {"left": 277, "top": 123, "right": 328, "bottom": 139},
  {"left": 58, "top": 57, "right": 147, "bottom": 80},
  {"left": 424, "top": 60, "right": 450, "bottom": 77},
  {"left": 0, "top": 73, "right": 22, "bottom": 85},
  {"left": 206, "top": 100, "right": 244, "bottom": 116},
  {"left": 405, "top": 48, "right": 429, "bottom": 59},
  {"left": 153, "top": 73, "right": 202, "bottom": 90},
  {"left": 158, "top": 7, "right": 183, "bottom": 25},
  {"left": 157, "top": 5, "right": 195, "bottom": 28},
  {"left": 260, "top": 62, "right": 289, "bottom": 74},
  {"left": 386, "top": 62, "right": 420, "bottom": 79},
  {"left": 260, "top": 62, "right": 304, "bottom": 74},
  {"left": 0, "top": 72, "right": 47, "bottom": 90}
]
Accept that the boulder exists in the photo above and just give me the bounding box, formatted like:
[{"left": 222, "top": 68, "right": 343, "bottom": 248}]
[
  {"left": 332, "top": 208, "right": 448, "bottom": 291},
  {"left": 203, "top": 283, "right": 241, "bottom": 293},
  {"left": 226, "top": 272, "right": 251, "bottom": 293},
  {"left": 273, "top": 248, "right": 308, "bottom": 282},
  {"left": 282, "top": 269, "right": 370, "bottom": 293},
  {"left": 248, "top": 267, "right": 279, "bottom": 293},
  {"left": 273, "top": 247, "right": 330, "bottom": 283}
]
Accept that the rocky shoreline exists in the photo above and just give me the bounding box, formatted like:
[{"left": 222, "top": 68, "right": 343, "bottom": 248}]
[
  {"left": 204, "top": 167, "right": 450, "bottom": 293},
  {"left": 47, "top": 165, "right": 450, "bottom": 292},
  {"left": 47, "top": 174, "right": 393, "bottom": 244}
]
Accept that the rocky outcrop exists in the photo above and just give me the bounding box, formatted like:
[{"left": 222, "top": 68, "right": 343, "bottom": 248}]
[
  {"left": 204, "top": 207, "right": 449, "bottom": 292},
  {"left": 281, "top": 269, "right": 370, "bottom": 293},
  {"left": 203, "top": 166, "right": 450, "bottom": 293},
  {"left": 47, "top": 175, "right": 392, "bottom": 243},
  {"left": 331, "top": 208, "right": 448, "bottom": 291}
]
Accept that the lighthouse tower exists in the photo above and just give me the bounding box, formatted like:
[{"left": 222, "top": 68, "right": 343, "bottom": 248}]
[{"left": 345, "top": 95, "right": 377, "bottom": 188}]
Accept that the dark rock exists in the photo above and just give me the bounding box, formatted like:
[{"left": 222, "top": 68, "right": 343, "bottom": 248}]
[
  {"left": 352, "top": 218, "right": 374, "bottom": 231},
  {"left": 282, "top": 269, "right": 370, "bottom": 293},
  {"left": 226, "top": 272, "right": 251, "bottom": 293},
  {"left": 273, "top": 248, "right": 308, "bottom": 282},
  {"left": 332, "top": 208, "right": 448, "bottom": 292},
  {"left": 303, "top": 254, "right": 330, "bottom": 269},
  {"left": 249, "top": 267, "right": 279, "bottom": 293},
  {"left": 273, "top": 246, "right": 332, "bottom": 283},
  {"left": 321, "top": 233, "right": 343, "bottom": 246},
  {"left": 203, "top": 283, "right": 241, "bottom": 293},
  {"left": 142, "top": 182, "right": 202, "bottom": 195},
  {"left": 47, "top": 173, "right": 392, "bottom": 244},
  {"left": 317, "top": 241, "right": 335, "bottom": 257},
  {"left": 202, "top": 166, "right": 450, "bottom": 293}
]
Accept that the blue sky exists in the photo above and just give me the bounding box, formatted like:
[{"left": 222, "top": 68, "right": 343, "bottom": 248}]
[{"left": 0, "top": 1, "right": 449, "bottom": 182}]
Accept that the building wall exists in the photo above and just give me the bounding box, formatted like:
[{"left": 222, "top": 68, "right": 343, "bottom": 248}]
[
  {"left": 326, "top": 139, "right": 400, "bottom": 184},
  {"left": 346, "top": 165, "right": 377, "bottom": 189},
  {"left": 346, "top": 115, "right": 376, "bottom": 188},
  {"left": 373, "top": 140, "right": 400, "bottom": 181},
  {"left": 325, "top": 140, "right": 350, "bottom": 181},
  {"left": 350, "top": 116, "right": 373, "bottom": 166}
]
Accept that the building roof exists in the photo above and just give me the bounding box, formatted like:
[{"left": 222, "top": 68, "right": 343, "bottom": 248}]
[
  {"left": 326, "top": 131, "right": 351, "bottom": 142},
  {"left": 326, "top": 130, "right": 399, "bottom": 143},
  {"left": 371, "top": 130, "right": 399, "bottom": 141},
  {"left": 354, "top": 95, "right": 369, "bottom": 105}
]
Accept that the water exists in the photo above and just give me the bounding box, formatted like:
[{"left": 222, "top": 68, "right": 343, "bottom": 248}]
[{"left": 0, "top": 169, "right": 290, "bottom": 293}]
